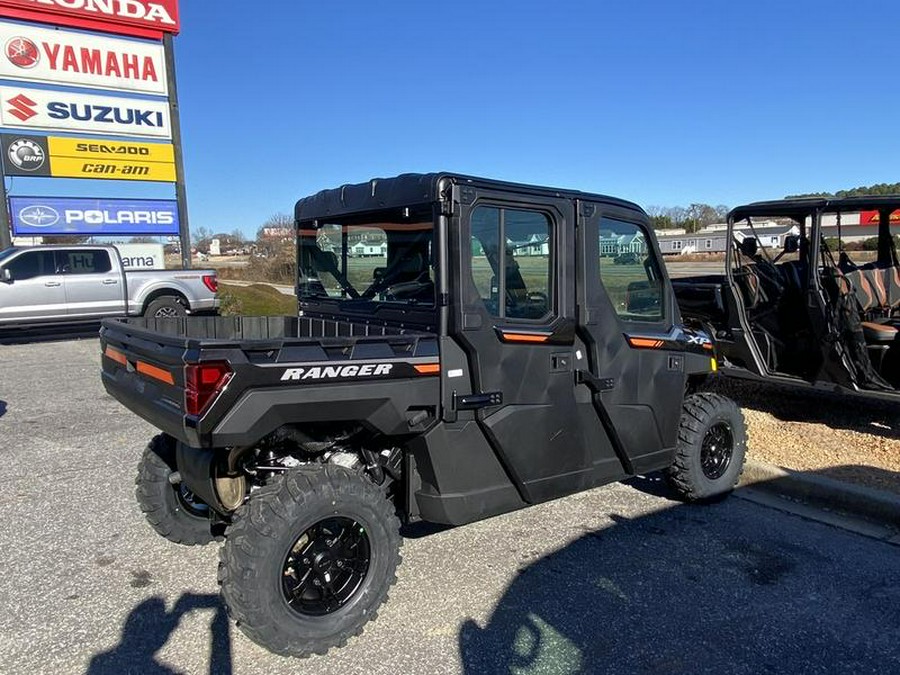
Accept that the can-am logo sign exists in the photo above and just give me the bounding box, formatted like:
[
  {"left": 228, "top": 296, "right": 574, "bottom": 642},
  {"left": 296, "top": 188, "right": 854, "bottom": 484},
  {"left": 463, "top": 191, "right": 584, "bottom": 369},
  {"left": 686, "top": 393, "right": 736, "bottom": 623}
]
[
  {"left": 10, "top": 196, "right": 179, "bottom": 235},
  {"left": 0, "top": 1, "right": 179, "bottom": 38},
  {"left": 0, "top": 22, "right": 167, "bottom": 94},
  {"left": 0, "top": 86, "right": 170, "bottom": 139}
]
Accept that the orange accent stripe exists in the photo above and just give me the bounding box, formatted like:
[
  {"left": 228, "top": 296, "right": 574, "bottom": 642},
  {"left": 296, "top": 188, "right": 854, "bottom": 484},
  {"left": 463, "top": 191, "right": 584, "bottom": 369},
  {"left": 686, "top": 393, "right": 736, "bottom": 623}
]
[
  {"left": 702, "top": 342, "right": 714, "bottom": 351},
  {"left": 501, "top": 333, "right": 550, "bottom": 343},
  {"left": 628, "top": 337, "right": 665, "bottom": 349},
  {"left": 104, "top": 346, "right": 127, "bottom": 366},
  {"left": 136, "top": 361, "right": 175, "bottom": 385},
  {"left": 414, "top": 363, "right": 441, "bottom": 375}
]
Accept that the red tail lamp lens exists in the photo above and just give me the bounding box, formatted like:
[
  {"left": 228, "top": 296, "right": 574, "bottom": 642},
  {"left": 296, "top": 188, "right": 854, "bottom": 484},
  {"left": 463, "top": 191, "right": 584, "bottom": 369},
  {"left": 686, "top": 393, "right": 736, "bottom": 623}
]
[
  {"left": 184, "top": 361, "right": 232, "bottom": 416},
  {"left": 202, "top": 274, "right": 218, "bottom": 293}
]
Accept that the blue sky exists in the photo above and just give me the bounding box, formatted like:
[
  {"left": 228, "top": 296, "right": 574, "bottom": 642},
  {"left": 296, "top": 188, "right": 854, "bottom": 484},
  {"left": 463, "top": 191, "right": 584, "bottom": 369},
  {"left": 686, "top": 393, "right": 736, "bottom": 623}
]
[{"left": 6, "top": 0, "right": 900, "bottom": 236}]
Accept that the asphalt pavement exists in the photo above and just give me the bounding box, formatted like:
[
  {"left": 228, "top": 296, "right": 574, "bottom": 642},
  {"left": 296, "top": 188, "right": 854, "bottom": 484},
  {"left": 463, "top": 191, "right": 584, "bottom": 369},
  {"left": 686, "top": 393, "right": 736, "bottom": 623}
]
[{"left": 0, "top": 338, "right": 898, "bottom": 675}]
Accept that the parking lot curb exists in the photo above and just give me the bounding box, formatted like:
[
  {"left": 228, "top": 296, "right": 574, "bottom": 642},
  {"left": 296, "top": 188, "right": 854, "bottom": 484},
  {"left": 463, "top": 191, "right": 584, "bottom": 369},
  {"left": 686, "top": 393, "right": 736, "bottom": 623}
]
[{"left": 739, "top": 459, "right": 900, "bottom": 528}]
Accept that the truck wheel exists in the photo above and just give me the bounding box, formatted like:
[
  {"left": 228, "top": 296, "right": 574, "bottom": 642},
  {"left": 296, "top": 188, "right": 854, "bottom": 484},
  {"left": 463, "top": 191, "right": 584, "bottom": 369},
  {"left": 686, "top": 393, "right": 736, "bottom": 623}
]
[
  {"left": 135, "top": 434, "right": 216, "bottom": 546},
  {"left": 666, "top": 393, "right": 746, "bottom": 501},
  {"left": 144, "top": 296, "right": 187, "bottom": 318},
  {"left": 219, "top": 464, "right": 402, "bottom": 657}
]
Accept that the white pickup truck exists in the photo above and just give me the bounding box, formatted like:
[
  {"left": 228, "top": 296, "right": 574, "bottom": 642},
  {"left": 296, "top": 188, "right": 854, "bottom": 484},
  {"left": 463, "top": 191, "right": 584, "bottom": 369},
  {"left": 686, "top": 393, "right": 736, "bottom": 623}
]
[{"left": 0, "top": 244, "right": 219, "bottom": 328}]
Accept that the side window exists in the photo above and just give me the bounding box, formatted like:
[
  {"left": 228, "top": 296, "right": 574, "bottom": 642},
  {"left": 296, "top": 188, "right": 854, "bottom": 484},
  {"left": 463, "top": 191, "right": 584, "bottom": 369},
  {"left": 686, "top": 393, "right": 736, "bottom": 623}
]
[
  {"left": 470, "top": 205, "right": 552, "bottom": 321},
  {"left": 60, "top": 250, "right": 112, "bottom": 275},
  {"left": 599, "top": 217, "right": 663, "bottom": 322},
  {"left": 6, "top": 251, "right": 56, "bottom": 280}
]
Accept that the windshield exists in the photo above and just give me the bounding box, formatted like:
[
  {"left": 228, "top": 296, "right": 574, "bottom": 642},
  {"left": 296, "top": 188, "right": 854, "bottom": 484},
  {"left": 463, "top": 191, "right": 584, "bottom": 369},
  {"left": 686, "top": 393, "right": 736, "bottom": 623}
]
[
  {"left": 0, "top": 247, "right": 19, "bottom": 263},
  {"left": 298, "top": 211, "right": 435, "bottom": 307}
]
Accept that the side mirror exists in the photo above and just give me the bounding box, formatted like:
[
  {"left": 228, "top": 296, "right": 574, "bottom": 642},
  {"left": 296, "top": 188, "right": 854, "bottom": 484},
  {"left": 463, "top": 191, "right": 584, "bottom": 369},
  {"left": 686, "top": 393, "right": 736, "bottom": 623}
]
[
  {"left": 1, "top": 268, "right": 11, "bottom": 283},
  {"left": 783, "top": 235, "right": 800, "bottom": 254}
]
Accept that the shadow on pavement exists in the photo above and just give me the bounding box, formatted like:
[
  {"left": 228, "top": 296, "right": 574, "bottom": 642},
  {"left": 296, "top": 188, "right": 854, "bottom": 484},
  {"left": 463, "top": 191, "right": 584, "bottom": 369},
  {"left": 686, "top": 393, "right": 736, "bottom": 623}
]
[
  {"left": 0, "top": 400, "right": 6, "bottom": 418},
  {"left": 458, "top": 492, "right": 899, "bottom": 674},
  {"left": 86, "top": 594, "right": 232, "bottom": 675},
  {"left": 0, "top": 322, "right": 101, "bottom": 345}
]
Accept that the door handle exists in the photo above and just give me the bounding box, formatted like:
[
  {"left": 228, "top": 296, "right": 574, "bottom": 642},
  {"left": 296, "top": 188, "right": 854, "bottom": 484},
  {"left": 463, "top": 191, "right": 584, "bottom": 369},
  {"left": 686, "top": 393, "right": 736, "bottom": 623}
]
[
  {"left": 102, "top": 279, "right": 118, "bottom": 285},
  {"left": 44, "top": 281, "right": 61, "bottom": 287}
]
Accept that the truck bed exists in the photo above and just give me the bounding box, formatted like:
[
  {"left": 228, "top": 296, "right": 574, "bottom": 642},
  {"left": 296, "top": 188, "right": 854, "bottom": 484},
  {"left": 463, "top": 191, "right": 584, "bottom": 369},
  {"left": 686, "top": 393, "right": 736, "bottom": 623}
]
[{"left": 100, "top": 315, "right": 440, "bottom": 448}]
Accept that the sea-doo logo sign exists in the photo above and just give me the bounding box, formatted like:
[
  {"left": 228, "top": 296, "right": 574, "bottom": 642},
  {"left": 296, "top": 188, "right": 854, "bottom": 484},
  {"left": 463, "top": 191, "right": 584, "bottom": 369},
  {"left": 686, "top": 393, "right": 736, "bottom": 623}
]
[
  {"left": 5, "top": 36, "right": 38, "bottom": 68},
  {"left": 0, "top": 86, "right": 171, "bottom": 139},
  {"left": 0, "top": 1, "right": 181, "bottom": 37},
  {"left": 7, "top": 137, "right": 44, "bottom": 170},
  {"left": 19, "top": 204, "right": 59, "bottom": 227},
  {"left": 7, "top": 92, "right": 35, "bottom": 120},
  {"left": 0, "top": 23, "right": 167, "bottom": 94},
  {"left": 281, "top": 364, "right": 394, "bottom": 381}
]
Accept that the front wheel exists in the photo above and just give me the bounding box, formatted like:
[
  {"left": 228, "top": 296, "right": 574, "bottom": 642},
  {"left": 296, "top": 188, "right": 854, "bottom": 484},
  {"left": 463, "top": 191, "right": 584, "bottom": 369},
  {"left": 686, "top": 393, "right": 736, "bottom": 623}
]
[
  {"left": 135, "top": 434, "right": 216, "bottom": 545},
  {"left": 666, "top": 393, "right": 747, "bottom": 501},
  {"left": 218, "top": 464, "right": 402, "bottom": 657}
]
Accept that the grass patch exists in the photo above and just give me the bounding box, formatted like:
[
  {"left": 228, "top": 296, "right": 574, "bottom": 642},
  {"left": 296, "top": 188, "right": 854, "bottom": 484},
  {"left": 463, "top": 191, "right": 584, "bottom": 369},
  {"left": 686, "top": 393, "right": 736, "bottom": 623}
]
[{"left": 219, "top": 283, "right": 297, "bottom": 316}]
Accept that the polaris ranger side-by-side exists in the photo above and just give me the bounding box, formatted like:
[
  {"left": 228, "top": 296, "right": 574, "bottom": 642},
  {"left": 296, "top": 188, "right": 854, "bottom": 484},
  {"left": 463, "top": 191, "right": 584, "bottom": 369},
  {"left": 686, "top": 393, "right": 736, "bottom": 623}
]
[{"left": 100, "top": 173, "right": 746, "bottom": 657}]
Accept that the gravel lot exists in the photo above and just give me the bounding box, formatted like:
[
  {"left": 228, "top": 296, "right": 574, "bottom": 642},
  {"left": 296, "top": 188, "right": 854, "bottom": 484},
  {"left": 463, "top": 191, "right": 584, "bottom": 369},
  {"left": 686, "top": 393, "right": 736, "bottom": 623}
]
[
  {"left": 1, "top": 337, "right": 898, "bottom": 675},
  {"left": 715, "top": 380, "right": 900, "bottom": 496}
]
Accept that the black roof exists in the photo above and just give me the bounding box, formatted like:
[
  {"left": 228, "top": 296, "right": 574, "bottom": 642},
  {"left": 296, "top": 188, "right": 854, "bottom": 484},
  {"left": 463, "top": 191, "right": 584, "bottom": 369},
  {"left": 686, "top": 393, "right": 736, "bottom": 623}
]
[
  {"left": 294, "top": 172, "right": 643, "bottom": 222},
  {"left": 730, "top": 195, "right": 900, "bottom": 221}
]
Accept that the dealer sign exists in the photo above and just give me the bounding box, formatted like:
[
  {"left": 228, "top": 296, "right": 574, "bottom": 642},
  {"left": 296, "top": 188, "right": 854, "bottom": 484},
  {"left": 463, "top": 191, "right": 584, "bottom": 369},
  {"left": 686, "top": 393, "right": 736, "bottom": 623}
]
[
  {"left": 0, "top": 85, "right": 171, "bottom": 139},
  {"left": 0, "top": 21, "right": 167, "bottom": 95},
  {"left": 1, "top": 132, "right": 176, "bottom": 181},
  {"left": 10, "top": 195, "right": 179, "bottom": 235},
  {"left": 0, "top": 1, "right": 179, "bottom": 40}
]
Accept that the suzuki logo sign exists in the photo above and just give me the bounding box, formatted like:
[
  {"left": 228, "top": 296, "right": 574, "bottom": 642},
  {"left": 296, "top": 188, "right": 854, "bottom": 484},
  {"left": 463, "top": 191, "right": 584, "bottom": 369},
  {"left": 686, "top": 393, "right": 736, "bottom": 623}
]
[
  {"left": 7, "top": 92, "right": 35, "bottom": 121},
  {"left": 0, "top": 86, "right": 171, "bottom": 139}
]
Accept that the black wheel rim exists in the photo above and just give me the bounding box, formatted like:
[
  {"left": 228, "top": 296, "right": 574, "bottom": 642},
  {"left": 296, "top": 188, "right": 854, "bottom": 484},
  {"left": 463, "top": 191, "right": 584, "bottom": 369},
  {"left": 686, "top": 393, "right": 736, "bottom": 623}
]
[
  {"left": 700, "top": 422, "right": 734, "bottom": 480},
  {"left": 175, "top": 485, "right": 209, "bottom": 517},
  {"left": 281, "top": 517, "right": 371, "bottom": 617}
]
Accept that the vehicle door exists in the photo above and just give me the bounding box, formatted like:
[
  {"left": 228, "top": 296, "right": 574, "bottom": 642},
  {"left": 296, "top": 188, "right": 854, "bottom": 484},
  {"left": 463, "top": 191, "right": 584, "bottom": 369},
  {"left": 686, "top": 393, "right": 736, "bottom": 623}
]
[
  {"left": 58, "top": 249, "right": 126, "bottom": 318},
  {"left": 577, "top": 202, "right": 688, "bottom": 471},
  {"left": 0, "top": 249, "right": 66, "bottom": 324},
  {"left": 450, "top": 186, "right": 624, "bottom": 505}
]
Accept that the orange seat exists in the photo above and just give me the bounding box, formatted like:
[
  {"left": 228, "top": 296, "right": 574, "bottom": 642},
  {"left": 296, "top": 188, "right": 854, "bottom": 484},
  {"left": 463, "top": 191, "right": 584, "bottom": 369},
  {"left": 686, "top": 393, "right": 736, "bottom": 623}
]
[{"left": 861, "top": 320, "right": 898, "bottom": 343}]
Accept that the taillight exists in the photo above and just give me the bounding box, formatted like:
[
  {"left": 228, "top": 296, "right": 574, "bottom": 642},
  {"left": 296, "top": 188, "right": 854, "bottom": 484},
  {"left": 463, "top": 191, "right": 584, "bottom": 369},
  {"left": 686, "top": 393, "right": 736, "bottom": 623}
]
[
  {"left": 184, "top": 361, "right": 232, "bottom": 416},
  {"left": 202, "top": 274, "right": 218, "bottom": 293}
]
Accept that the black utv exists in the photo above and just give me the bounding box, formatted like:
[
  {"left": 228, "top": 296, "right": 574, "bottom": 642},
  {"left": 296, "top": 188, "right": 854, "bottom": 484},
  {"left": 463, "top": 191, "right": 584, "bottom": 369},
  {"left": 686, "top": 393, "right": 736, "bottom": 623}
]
[
  {"left": 101, "top": 173, "right": 746, "bottom": 657},
  {"left": 673, "top": 196, "right": 900, "bottom": 400}
]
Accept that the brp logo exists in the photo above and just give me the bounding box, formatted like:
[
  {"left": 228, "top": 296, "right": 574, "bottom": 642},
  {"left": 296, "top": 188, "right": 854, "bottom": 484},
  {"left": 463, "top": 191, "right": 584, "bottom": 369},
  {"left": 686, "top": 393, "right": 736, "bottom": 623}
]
[
  {"left": 19, "top": 205, "right": 60, "bottom": 228},
  {"left": 7, "top": 138, "right": 45, "bottom": 171},
  {"left": 5, "top": 37, "right": 40, "bottom": 69},
  {"left": 7, "top": 94, "right": 37, "bottom": 122}
]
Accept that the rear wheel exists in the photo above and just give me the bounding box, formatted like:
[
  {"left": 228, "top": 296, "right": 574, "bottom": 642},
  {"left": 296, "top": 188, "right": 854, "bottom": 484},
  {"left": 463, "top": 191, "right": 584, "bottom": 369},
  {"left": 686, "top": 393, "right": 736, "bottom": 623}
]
[
  {"left": 135, "top": 434, "right": 216, "bottom": 546},
  {"left": 218, "top": 464, "right": 401, "bottom": 657},
  {"left": 144, "top": 295, "right": 187, "bottom": 318},
  {"left": 667, "top": 393, "right": 747, "bottom": 501}
]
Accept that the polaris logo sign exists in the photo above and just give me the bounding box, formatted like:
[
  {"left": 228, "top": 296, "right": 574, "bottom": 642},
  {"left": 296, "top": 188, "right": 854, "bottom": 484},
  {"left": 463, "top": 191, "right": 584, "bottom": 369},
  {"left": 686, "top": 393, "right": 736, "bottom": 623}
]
[
  {"left": 281, "top": 364, "right": 394, "bottom": 381},
  {"left": 0, "top": 86, "right": 171, "bottom": 138},
  {"left": 10, "top": 196, "right": 178, "bottom": 235}
]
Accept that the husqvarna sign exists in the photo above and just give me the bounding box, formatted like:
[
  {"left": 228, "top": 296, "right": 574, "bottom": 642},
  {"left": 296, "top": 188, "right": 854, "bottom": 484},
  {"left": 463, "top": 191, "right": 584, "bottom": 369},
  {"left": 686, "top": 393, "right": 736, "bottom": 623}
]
[{"left": 0, "top": 85, "right": 171, "bottom": 138}]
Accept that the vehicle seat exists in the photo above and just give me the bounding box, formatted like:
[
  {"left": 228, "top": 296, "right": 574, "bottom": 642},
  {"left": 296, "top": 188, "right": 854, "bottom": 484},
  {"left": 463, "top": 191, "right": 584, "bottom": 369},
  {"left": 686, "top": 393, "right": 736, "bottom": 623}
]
[
  {"left": 861, "top": 321, "right": 898, "bottom": 343},
  {"left": 733, "top": 265, "right": 762, "bottom": 309}
]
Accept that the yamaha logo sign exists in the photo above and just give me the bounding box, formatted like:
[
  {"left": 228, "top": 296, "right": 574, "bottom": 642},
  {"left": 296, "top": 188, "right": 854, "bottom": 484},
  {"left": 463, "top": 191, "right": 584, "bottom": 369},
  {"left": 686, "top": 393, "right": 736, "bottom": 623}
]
[
  {"left": 0, "top": 85, "right": 171, "bottom": 139},
  {"left": 5, "top": 36, "right": 39, "bottom": 68}
]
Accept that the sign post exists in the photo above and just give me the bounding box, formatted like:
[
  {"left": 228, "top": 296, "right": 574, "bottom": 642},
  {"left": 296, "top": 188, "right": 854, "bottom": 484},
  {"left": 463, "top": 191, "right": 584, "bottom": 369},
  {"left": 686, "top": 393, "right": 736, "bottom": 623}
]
[{"left": 163, "top": 34, "right": 190, "bottom": 269}]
